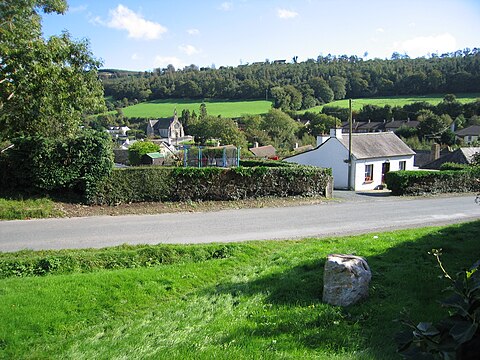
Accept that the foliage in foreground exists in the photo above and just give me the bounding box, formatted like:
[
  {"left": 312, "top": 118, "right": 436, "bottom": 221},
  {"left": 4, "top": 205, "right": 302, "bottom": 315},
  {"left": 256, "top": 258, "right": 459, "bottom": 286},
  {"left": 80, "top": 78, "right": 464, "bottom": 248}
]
[
  {"left": 0, "top": 221, "right": 479, "bottom": 359},
  {"left": 0, "top": 130, "right": 114, "bottom": 200},
  {"left": 396, "top": 251, "right": 480, "bottom": 359}
]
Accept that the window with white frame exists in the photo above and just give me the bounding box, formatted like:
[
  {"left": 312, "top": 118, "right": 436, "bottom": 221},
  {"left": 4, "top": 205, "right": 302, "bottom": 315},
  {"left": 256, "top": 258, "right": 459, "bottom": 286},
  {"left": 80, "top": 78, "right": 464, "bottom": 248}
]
[
  {"left": 399, "top": 160, "right": 406, "bottom": 171},
  {"left": 364, "top": 164, "right": 373, "bottom": 182}
]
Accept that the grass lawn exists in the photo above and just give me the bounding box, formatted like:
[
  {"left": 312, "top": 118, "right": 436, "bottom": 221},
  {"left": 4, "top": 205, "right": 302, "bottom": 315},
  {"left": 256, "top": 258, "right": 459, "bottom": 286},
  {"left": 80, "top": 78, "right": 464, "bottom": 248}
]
[
  {"left": 299, "top": 92, "right": 480, "bottom": 113},
  {"left": 1, "top": 221, "right": 479, "bottom": 359},
  {"left": 122, "top": 99, "right": 273, "bottom": 118}
]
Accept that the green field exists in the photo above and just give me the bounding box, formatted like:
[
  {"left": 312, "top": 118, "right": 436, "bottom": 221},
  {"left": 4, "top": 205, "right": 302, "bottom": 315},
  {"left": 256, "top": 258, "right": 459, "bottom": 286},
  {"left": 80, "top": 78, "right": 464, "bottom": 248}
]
[
  {"left": 300, "top": 93, "right": 480, "bottom": 113},
  {"left": 118, "top": 93, "right": 480, "bottom": 119},
  {"left": 122, "top": 99, "right": 273, "bottom": 118},
  {"left": 1, "top": 221, "right": 478, "bottom": 359}
]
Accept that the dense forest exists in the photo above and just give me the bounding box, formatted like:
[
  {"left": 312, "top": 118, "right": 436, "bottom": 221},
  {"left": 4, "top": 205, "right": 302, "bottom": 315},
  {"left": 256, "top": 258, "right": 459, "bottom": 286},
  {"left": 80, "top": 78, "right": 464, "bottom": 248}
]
[{"left": 101, "top": 49, "right": 480, "bottom": 111}]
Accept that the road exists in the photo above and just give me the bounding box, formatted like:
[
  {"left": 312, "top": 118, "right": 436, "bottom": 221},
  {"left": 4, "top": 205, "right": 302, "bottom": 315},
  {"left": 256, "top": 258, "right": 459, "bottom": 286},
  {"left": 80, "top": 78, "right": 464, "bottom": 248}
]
[{"left": 1, "top": 193, "right": 479, "bottom": 252}]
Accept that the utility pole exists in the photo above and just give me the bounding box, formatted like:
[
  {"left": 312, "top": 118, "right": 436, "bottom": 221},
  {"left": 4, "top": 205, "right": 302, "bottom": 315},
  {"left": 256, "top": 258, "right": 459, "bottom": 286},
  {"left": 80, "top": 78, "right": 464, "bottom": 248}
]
[{"left": 348, "top": 98, "right": 353, "bottom": 190}]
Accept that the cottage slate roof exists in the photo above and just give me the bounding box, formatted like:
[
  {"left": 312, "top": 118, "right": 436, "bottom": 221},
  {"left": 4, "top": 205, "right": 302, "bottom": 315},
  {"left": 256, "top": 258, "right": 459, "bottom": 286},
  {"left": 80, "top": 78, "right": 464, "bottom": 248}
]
[
  {"left": 249, "top": 145, "right": 277, "bottom": 158},
  {"left": 422, "top": 147, "right": 480, "bottom": 169},
  {"left": 455, "top": 125, "right": 480, "bottom": 136},
  {"left": 385, "top": 120, "right": 419, "bottom": 130},
  {"left": 336, "top": 132, "right": 416, "bottom": 159}
]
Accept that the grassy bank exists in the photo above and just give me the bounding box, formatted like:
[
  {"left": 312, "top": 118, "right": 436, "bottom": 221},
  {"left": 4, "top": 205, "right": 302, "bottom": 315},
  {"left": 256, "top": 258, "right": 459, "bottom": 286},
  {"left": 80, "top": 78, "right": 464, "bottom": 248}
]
[
  {"left": 0, "top": 198, "right": 62, "bottom": 220},
  {"left": 299, "top": 92, "right": 480, "bottom": 113},
  {"left": 1, "top": 221, "right": 479, "bottom": 359}
]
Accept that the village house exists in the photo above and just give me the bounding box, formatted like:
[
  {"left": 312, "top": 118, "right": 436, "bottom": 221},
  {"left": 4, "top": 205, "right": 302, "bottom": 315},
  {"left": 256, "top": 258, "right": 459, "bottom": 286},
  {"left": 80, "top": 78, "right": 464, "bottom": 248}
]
[
  {"left": 421, "top": 146, "right": 480, "bottom": 169},
  {"left": 249, "top": 144, "right": 277, "bottom": 159},
  {"left": 284, "top": 128, "right": 415, "bottom": 190},
  {"left": 455, "top": 125, "right": 480, "bottom": 144}
]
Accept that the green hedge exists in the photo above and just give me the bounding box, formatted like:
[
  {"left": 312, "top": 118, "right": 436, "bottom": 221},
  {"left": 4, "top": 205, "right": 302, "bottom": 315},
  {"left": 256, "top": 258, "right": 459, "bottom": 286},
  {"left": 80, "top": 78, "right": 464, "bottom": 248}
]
[
  {"left": 88, "top": 165, "right": 332, "bottom": 205},
  {"left": 0, "top": 244, "right": 238, "bottom": 279},
  {"left": 385, "top": 168, "right": 480, "bottom": 195}
]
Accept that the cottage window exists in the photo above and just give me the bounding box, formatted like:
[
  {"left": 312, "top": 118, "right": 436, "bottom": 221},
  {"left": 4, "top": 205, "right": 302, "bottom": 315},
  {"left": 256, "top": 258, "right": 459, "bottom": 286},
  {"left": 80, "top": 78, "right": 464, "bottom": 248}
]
[
  {"left": 399, "top": 161, "right": 406, "bottom": 171},
  {"left": 364, "top": 164, "right": 373, "bottom": 182}
]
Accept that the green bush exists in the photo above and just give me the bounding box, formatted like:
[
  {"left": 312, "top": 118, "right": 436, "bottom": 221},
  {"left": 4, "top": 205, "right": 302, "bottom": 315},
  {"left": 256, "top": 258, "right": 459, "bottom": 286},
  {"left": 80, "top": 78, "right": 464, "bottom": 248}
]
[
  {"left": 0, "top": 130, "right": 113, "bottom": 199},
  {"left": 88, "top": 165, "right": 332, "bottom": 205},
  {"left": 128, "top": 141, "right": 160, "bottom": 165},
  {"left": 439, "top": 162, "right": 469, "bottom": 171},
  {"left": 239, "top": 159, "right": 294, "bottom": 167},
  {"left": 385, "top": 168, "right": 480, "bottom": 195}
]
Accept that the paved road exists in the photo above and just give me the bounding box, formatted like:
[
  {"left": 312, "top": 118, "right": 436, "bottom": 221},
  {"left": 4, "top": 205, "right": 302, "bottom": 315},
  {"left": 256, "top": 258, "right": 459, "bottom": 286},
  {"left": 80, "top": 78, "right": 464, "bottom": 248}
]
[{"left": 1, "top": 193, "right": 479, "bottom": 252}]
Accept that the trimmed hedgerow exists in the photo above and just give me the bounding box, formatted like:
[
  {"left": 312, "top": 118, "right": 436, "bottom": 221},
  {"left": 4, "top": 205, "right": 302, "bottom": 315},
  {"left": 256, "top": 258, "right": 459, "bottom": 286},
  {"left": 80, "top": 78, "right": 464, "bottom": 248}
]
[
  {"left": 87, "top": 164, "right": 332, "bottom": 205},
  {"left": 239, "top": 159, "right": 294, "bottom": 168},
  {"left": 385, "top": 168, "right": 480, "bottom": 195},
  {"left": 439, "top": 162, "right": 469, "bottom": 171},
  {"left": 0, "top": 243, "right": 239, "bottom": 279}
]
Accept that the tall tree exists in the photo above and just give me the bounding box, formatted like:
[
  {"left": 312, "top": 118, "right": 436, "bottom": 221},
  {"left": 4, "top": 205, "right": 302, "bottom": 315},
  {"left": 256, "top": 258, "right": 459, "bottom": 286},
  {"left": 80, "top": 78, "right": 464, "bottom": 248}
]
[{"left": 0, "top": 0, "right": 105, "bottom": 139}]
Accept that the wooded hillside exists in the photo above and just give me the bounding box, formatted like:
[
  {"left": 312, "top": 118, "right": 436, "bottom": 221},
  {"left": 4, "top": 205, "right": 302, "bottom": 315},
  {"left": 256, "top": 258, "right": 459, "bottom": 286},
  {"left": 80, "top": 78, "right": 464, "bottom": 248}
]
[{"left": 101, "top": 49, "right": 480, "bottom": 111}]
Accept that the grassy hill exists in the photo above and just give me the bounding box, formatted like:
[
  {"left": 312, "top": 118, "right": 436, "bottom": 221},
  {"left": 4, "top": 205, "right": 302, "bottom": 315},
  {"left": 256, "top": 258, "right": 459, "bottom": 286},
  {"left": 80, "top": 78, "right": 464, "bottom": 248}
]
[
  {"left": 299, "top": 93, "right": 480, "bottom": 113},
  {"left": 121, "top": 99, "right": 273, "bottom": 118},
  {"left": 116, "top": 93, "right": 480, "bottom": 119}
]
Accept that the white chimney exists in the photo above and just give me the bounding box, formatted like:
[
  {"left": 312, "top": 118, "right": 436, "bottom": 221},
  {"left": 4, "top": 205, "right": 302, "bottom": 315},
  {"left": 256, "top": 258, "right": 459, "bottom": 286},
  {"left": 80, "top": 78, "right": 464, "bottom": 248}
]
[
  {"left": 330, "top": 128, "right": 343, "bottom": 139},
  {"left": 316, "top": 134, "right": 330, "bottom": 146},
  {"left": 253, "top": 141, "right": 259, "bottom": 148},
  {"left": 295, "top": 142, "right": 299, "bottom": 149}
]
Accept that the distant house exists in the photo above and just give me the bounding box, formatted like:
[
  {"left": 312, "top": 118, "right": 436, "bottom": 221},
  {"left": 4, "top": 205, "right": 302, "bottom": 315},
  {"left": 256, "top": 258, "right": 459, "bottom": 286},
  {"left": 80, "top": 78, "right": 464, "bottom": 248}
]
[
  {"left": 384, "top": 119, "right": 419, "bottom": 133},
  {"left": 284, "top": 129, "right": 415, "bottom": 190},
  {"left": 249, "top": 144, "right": 277, "bottom": 159},
  {"left": 106, "top": 126, "right": 130, "bottom": 138},
  {"left": 422, "top": 147, "right": 480, "bottom": 169},
  {"left": 455, "top": 125, "right": 480, "bottom": 145},
  {"left": 147, "top": 111, "right": 185, "bottom": 144}
]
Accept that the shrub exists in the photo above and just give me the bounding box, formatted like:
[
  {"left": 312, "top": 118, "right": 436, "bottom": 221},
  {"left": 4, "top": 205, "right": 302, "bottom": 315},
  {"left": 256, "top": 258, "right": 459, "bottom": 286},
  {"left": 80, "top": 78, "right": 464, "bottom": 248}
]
[
  {"left": 128, "top": 141, "right": 160, "bottom": 165},
  {"left": 439, "top": 162, "right": 469, "bottom": 171},
  {"left": 0, "top": 130, "right": 113, "bottom": 198},
  {"left": 385, "top": 169, "right": 480, "bottom": 196},
  {"left": 396, "top": 251, "right": 480, "bottom": 359},
  {"left": 88, "top": 165, "right": 332, "bottom": 205}
]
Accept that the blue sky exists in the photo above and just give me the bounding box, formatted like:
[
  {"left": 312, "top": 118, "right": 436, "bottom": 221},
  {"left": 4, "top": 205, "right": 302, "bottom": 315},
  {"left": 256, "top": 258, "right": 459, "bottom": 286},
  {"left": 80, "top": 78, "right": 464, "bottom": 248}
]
[{"left": 41, "top": 0, "right": 480, "bottom": 71}]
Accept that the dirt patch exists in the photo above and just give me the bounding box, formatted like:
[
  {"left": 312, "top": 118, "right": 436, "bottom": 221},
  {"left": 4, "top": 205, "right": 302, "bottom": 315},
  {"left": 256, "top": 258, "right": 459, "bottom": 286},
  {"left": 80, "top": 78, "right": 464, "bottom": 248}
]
[{"left": 55, "top": 196, "right": 332, "bottom": 218}]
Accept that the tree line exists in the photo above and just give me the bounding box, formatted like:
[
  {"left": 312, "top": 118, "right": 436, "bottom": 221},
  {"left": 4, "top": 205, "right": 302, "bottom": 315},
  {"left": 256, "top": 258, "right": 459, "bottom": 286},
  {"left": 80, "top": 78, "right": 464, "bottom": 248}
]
[{"left": 102, "top": 50, "right": 480, "bottom": 111}]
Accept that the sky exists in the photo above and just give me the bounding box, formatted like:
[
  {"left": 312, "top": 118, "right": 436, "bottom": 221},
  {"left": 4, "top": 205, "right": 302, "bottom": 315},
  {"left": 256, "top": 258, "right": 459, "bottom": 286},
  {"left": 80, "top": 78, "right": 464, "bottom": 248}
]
[{"left": 41, "top": 0, "right": 480, "bottom": 71}]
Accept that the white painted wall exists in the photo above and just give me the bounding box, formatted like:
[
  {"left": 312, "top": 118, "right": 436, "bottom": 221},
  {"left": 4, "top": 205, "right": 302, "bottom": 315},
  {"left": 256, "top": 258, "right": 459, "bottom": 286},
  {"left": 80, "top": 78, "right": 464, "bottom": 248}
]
[
  {"left": 285, "top": 139, "right": 350, "bottom": 189},
  {"left": 352, "top": 155, "right": 415, "bottom": 190}
]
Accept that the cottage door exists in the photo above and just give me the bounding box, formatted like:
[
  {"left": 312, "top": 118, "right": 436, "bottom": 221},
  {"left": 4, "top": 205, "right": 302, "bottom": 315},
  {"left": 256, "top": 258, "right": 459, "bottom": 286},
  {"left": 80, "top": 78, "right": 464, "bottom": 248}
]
[{"left": 381, "top": 162, "right": 390, "bottom": 183}]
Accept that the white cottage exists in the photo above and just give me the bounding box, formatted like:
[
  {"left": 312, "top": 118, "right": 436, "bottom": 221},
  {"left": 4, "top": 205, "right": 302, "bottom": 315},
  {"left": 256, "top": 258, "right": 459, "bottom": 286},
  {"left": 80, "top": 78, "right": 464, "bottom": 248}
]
[{"left": 285, "top": 128, "right": 415, "bottom": 190}]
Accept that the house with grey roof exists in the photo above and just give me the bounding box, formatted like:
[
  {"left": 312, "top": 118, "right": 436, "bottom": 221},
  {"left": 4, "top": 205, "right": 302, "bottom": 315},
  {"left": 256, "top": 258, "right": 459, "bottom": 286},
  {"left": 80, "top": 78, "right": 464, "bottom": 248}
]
[
  {"left": 422, "top": 147, "right": 480, "bottom": 170},
  {"left": 455, "top": 125, "right": 480, "bottom": 145},
  {"left": 249, "top": 144, "right": 277, "bottom": 159},
  {"left": 284, "top": 129, "right": 415, "bottom": 190}
]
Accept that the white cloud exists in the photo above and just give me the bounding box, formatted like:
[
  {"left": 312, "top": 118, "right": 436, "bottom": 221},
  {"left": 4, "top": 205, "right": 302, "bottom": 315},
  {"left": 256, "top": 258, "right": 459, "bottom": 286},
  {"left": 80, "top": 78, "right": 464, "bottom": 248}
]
[
  {"left": 187, "top": 28, "right": 200, "bottom": 36},
  {"left": 131, "top": 53, "right": 141, "bottom": 60},
  {"left": 154, "top": 56, "right": 186, "bottom": 70},
  {"left": 376, "top": 28, "right": 384, "bottom": 33},
  {"left": 392, "top": 33, "right": 457, "bottom": 58},
  {"left": 219, "top": 2, "right": 233, "bottom": 11},
  {"left": 179, "top": 44, "right": 200, "bottom": 56},
  {"left": 106, "top": 5, "right": 167, "bottom": 40},
  {"left": 277, "top": 8, "right": 298, "bottom": 19}
]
